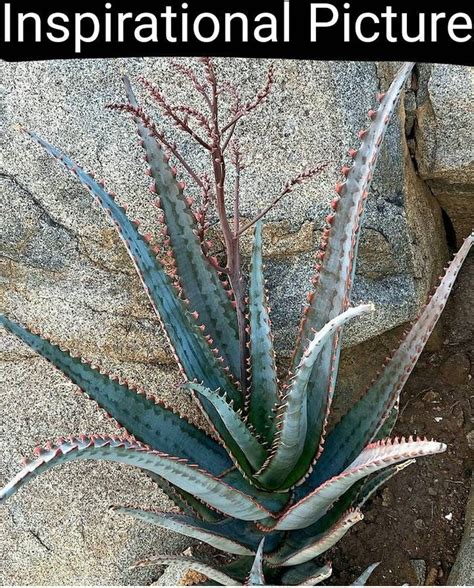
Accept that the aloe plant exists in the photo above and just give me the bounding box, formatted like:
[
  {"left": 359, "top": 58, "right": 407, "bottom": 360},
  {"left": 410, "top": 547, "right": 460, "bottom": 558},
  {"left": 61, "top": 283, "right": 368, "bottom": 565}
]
[{"left": 1, "top": 59, "right": 472, "bottom": 586}]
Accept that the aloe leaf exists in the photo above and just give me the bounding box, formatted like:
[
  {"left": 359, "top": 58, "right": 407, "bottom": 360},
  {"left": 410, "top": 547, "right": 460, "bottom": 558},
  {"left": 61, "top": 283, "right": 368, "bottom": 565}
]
[
  {"left": 219, "top": 558, "right": 254, "bottom": 584},
  {"left": 24, "top": 129, "right": 241, "bottom": 407},
  {"left": 146, "top": 473, "right": 222, "bottom": 522},
  {"left": 280, "top": 562, "right": 333, "bottom": 586},
  {"left": 352, "top": 562, "right": 381, "bottom": 586},
  {"left": 246, "top": 540, "right": 266, "bottom": 586},
  {"left": 113, "top": 508, "right": 256, "bottom": 555},
  {"left": 354, "top": 459, "right": 415, "bottom": 510},
  {"left": 135, "top": 556, "right": 240, "bottom": 585},
  {"left": 307, "top": 233, "right": 473, "bottom": 488},
  {"left": 256, "top": 304, "right": 374, "bottom": 490},
  {"left": 0, "top": 316, "right": 231, "bottom": 476},
  {"left": 122, "top": 77, "right": 240, "bottom": 381},
  {"left": 221, "top": 469, "right": 291, "bottom": 515},
  {"left": 271, "top": 437, "right": 445, "bottom": 530},
  {"left": 268, "top": 509, "right": 363, "bottom": 566},
  {"left": 186, "top": 383, "right": 267, "bottom": 472},
  {"left": 374, "top": 404, "right": 399, "bottom": 441},
  {"left": 247, "top": 221, "right": 279, "bottom": 444},
  {"left": 289, "top": 63, "right": 416, "bottom": 479},
  {"left": 0, "top": 436, "right": 272, "bottom": 521},
  {"left": 264, "top": 482, "right": 362, "bottom": 568}
]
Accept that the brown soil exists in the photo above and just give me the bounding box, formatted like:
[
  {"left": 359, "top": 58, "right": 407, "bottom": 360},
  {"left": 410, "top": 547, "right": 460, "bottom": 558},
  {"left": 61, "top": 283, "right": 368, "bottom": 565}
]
[{"left": 329, "top": 256, "right": 473, "bottom": 586}]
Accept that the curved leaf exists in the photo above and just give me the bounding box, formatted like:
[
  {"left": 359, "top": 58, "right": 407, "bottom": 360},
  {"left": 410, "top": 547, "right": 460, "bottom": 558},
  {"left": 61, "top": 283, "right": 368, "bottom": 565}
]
[
  {"left": 354, "top": 459, "right": 415, "bottom": 510},
  {"left": 257, "top": 305, "right": 374, "bottom": 490},
  {"left": 246, "top": 540, "right": 266, "bottom": 586},
  {"left": 268, "top": 509, "right": 363, "bottom": 566},
  {"left": 0, "top": 436, "right": 272, "bottom": 521},
  {"left": 272, "top": 438, "right": 445, "bottom": 530},
  {"left": 221, "top": 469, "right": 291, "bottom": 516},
  {"left": 113, "top": 508, "right": 255, "bottom": 555},
  {"left": 122, "top": 77, "right": 241, "bottom": 382},
  {"left": 374, "top": 404, "right": 399, "bottom": 441},
  {"left": 247, "top": 221, "right": 279, "bottom": 444},
  {"left": 307, "top": 233, "right": 473, "bottom": 489},
  {"left": 280, "top": 562, "right": 333, "bottom": 586},
  {"left": 289, "top": 63, "right": 416, "bottom": 484},
  {"left": 24, "top": 129, "right": 241, "bottom": 407},
  {"left": 0, "top": 316, "right": 231, "bottom": 476},
  {"left": 219, "top": 558, "right": 254, "bottom": 584},
  {"left": 146, "top": 473, "right": 222, "bottom": 522},
  {"left": 186, "top": 383, "right": 267, "bottom": 472},
  {"left": 352, "top": 562, "right": 381, "bottom": 586},
  {"left": 135, "top": 556, "right": 240, "bottom": 585}
]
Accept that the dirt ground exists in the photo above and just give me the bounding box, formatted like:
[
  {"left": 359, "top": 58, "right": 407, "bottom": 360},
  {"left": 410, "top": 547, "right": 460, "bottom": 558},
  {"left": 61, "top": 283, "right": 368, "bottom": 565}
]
[{"left": 329, "top": 255, "right": 473, "bottom": 586}]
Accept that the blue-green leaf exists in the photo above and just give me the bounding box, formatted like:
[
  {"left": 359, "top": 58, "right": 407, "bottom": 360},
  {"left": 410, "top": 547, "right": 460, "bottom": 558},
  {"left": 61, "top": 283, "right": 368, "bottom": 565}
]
[
  {"left": 1, "top": 315, "right": 231, "bottom": 476},
  {"left": 280, "top": 562, "right": 333, "bottom": 586},
  {"left": 267, "top": 509, "right": 363, "bottom": 566},
  {"left": 352, "top": 562, "right": 381, "bottom": 586},
  {"left": 289, "top": 63, "right": 416, "bottom": 484},
  {"left": 25, "top": 129, "right": 241, "bottom": 407},
  {"left": 121, "top": 77, "right": 241, "bottom": 382},
  {"left": 146, "top": 473, "right": 222, "bottom": 522},
  {"left": 113, "top": 508, "right": 256, "bottom": 555},
  {"left": 273, "top": 438, "right": 445, "bottom": 530},
  {"left": 257, "top": 305, "right": 374, "bottom": 490},
  {"left": 355, "top": 459, "right": 415, "bottom": 509},
  {"left": 186, "top": 383, "right": 267, "bottom": 472},
  {"left": 307, "top": 233, "right": 473, "bottom": 488},
  {"left": 0, "top": 436, "right": 272, "bottom": 521},
  {"left": 246, "top": 540, "right": 266, "bottom": 586},
  {"left": 247, "top": 221, "right": 279, "bottom": 444}
]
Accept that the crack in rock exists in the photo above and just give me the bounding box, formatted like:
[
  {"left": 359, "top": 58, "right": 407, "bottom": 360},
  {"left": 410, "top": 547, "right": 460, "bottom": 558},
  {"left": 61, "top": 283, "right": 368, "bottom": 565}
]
[{"left": 0, "top": 172, "right": 80, "bottom": 241}]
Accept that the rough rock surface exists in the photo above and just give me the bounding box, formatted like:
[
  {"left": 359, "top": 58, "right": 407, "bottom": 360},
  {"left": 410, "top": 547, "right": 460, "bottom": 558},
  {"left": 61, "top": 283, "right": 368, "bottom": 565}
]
[
  {"left": 413, "top": 64, "right": 474, "bottom": 246},
  {"left": 0, "top": 58, "right": 468, "bottom": 584}
]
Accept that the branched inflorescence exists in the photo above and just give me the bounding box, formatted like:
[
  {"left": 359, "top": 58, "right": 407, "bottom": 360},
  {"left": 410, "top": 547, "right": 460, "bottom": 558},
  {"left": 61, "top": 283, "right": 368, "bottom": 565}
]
[
  {"left": 1, "top": 60, "right": 472, "bottom": 586},
  {"left": 110, "top": 60, "right": 319, "bottom": 399}
]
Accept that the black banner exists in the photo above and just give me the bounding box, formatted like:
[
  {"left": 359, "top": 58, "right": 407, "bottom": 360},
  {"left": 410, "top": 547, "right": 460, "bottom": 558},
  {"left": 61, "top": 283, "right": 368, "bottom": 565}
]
[{"left": 1, "top": 0, "right": 473, "bottom": 64}]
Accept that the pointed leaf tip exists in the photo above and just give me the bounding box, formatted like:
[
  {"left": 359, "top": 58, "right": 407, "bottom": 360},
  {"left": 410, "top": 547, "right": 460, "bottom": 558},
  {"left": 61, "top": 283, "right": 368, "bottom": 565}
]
[
  {"left": 246, "top": 539, "right": 265, "bottom": 586},
  {"left": 352, "top": 562, "right": 381, "bottom": 586}
]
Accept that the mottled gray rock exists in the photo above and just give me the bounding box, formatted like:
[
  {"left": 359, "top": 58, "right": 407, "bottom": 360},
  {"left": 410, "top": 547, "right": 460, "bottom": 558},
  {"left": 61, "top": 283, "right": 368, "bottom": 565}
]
[
  {"left": 410, "top": 559, "right": 427, "bottom": 586},
  {"left": 414, "top": 64, "right": 474, "bottom": 246},
  {"left": 0, "top": 58, "right": 467, "bottom": 585}
]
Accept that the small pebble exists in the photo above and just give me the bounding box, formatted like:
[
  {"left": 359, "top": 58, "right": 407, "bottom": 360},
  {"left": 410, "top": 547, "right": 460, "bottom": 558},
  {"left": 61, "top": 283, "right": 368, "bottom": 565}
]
[
  {"left": 382, "top": 487, "right": 393, "bottom": 507},
  {"left": 434, "top": 417, "right": 443, "bottom": 423},
  {"left": 444, "top": 512, "right": 453, "bottom": 521},
  {"left": 415, "top": 518, "right": 424, "bottom": 530},
  {"left": 422, "top": 389, "right": 440, "bottom": 402},
  {"left": 426, "top": 567, "right": 439, "bottom": 586},
  {"left": 410, "top": 559, "right": 427, "bottom": 585}
]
